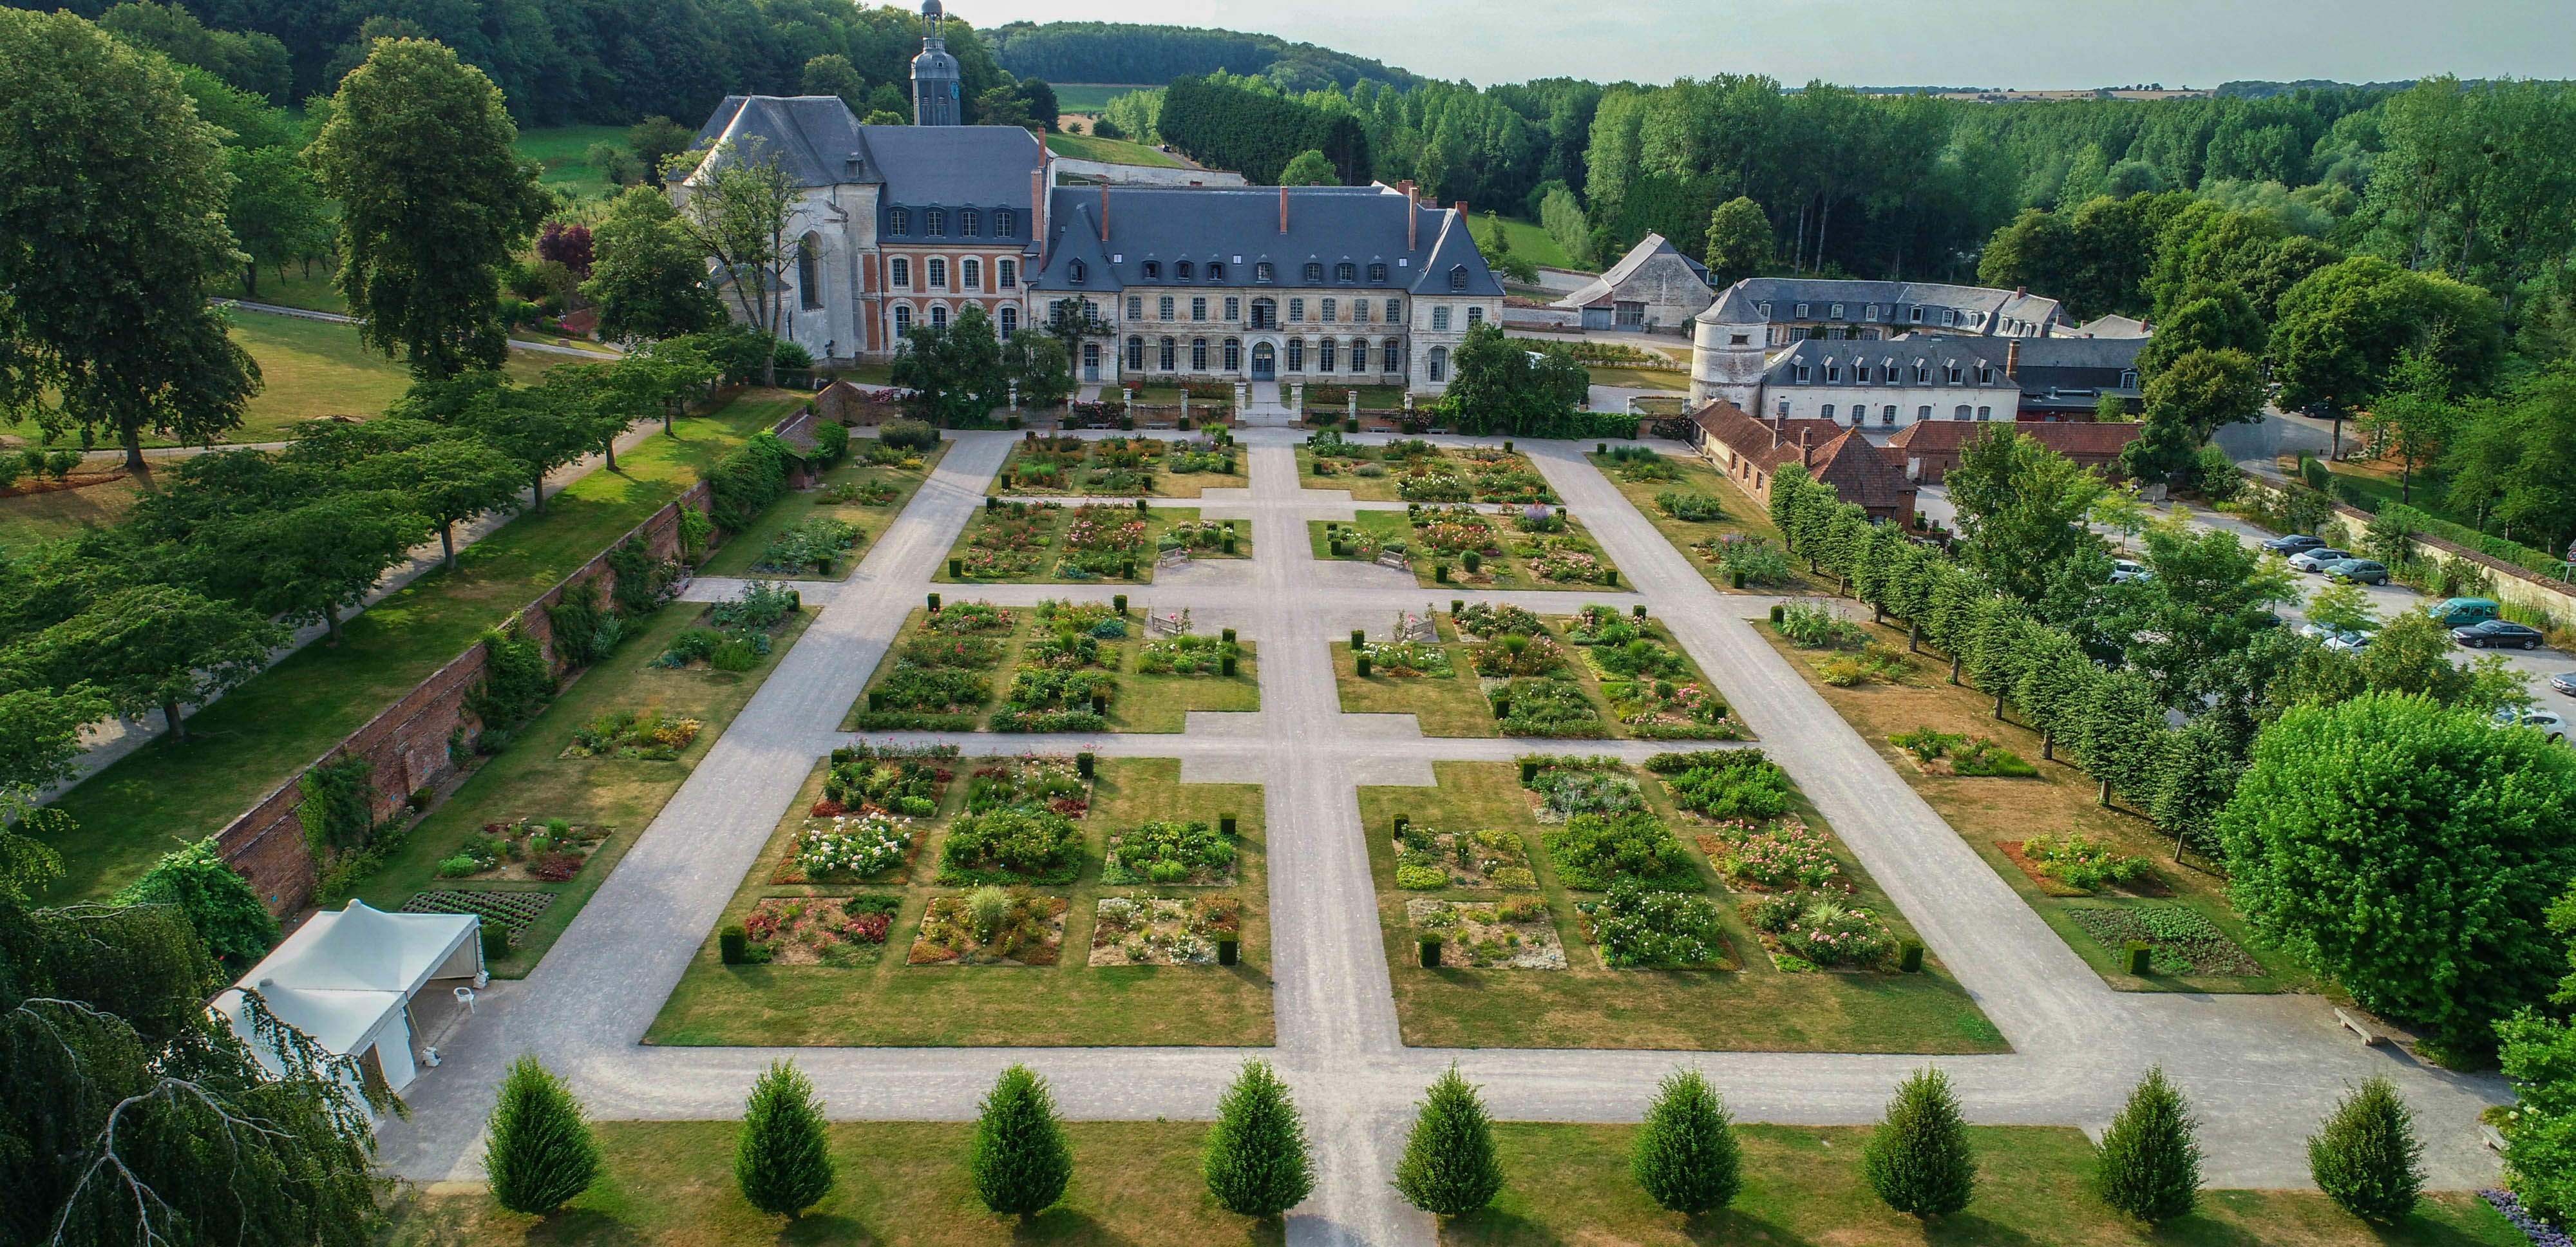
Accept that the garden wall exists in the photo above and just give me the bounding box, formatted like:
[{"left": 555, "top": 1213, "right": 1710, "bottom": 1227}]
[
  {"left": 214, "top": 482, "right": 714, "bottom": 915},
  {"left": 2239, "top": 473, "right": 2576, "bottom": 627}
]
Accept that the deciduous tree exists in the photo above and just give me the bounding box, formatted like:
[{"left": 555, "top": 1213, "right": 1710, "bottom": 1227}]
[
  {"left": 1702, "top": 196, "right": 1773, "bottom": 289},
  {"left": 1943, "top": 426, "right": 2105, "bottom": 605},
  {"left": 33, "top": 583, "right": 281, "bottom": 739},
  {"left": 667, "top": 137, "right": 798, "bottom": 386}
]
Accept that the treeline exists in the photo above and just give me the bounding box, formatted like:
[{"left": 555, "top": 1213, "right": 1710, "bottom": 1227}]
[
  {"left": 985, "top": 20, "right": 1416, "bottom": 93},
  {"left": 1157, "top": 73, "right": 1372, "bottom": 186},
  {"left": 21, "top": 0, "right": 1007, "bottom": 125}
]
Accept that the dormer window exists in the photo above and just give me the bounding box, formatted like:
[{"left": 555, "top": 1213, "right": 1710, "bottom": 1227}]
[
  {"left": 888, "top": 207, "right": 911, "bottom": 234},
  {"left": 1142, "top": 261, "right": 1161, "bottom": 280},
  {"left": 1830, "top": 302, "right": 1846, "bottom": 319},
  {"left": 1946, "top": 363, "right": 1962, "bottom": 384},
  {"left": 1068, "top": 260, "right": 1087, "bottom": 285},
  {"left": 960, "top": 208, "right": 981, "bottom": 236},
  {"left": 995, "top": 208, "right": 1016, "bottom": 236},
  {"left": 1448, "top": 265, "right": 1467, "bottom": 291},
  {"left": 1794, "top": 365, "right": 1811, "bottom": 384},
  {"left": 1177, "top": 260, "right": 1194, "bottom": 279},
  {"left": 1909, "top": 305, "right": 1924, "bottom": 323},
  {"left": 1864, "top": 304, "right": 1880, "bottom": 321},
  {"left": 925, "top": 207, "right": 947, "bottom": 235},
  {"left": 1255, "top": 262, "right": 1273, "bottom": 283},
  {"left": 1794, "top": 302, "right": 1810, "bottom": 319},
  {"left": 1913, "top": 362, "right": 1930, "bottom": 383},
  {"left": 1336, "top": 262, "right": 1356, "bottom": 282},
  {"left": 1209, "top": 262, "right": 1227, "bottom": 280},
  {"left": 2120, "top": 369, "right": 2138, "bottom": 389},
  {"left": 1942, "top": 309, "right": 1959, "bottom": 327},
  {"left": 1304, "top": 262, "right": 1324, "bottom": 282},
  {"left": 1368, "top": 262, "right": 1387, "bottom": 281},
  {"left": 1824, "top": 362, "right": 1841, "bottom": 383},
  {"left": 1977, "top": 364, "right": 1995, "bottom": 384},
  {"left": 1759, "top": 301, "right": 1774, "bottom": 318}
]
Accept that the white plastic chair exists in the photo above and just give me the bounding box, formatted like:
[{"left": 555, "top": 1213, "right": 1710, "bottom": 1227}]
[{"left": 453, "top": 985, "right": 476, "bottom": 1014}]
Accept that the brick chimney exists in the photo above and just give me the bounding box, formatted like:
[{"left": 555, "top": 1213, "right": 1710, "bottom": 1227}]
[
  {"left": 1454, "top": 200, "right": 1468, "bottom": 218},
  {"left": 1769, "top": 415, "right": 1782, "bottom": 449},
  {"left": 2005, "top": 339, "right": 2019, "bottom": 379},
  {"left": 1404, "top": 182, "right": 1417, "bottom": 251},
  {"left": 1029, "top": 167, "right": 1045, "bottom": 264},
  {"left": 1279, "top": 184, "right": 1288, "bottom": 233},
  {"left": 1097, "top": 183, "right": 1109, "bottom": 242}
]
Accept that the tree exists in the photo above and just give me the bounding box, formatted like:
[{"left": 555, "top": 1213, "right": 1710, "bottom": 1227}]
[
  {"left": 436, "top": 375, "right": 599, "bottom": 513},
  {"left": 98, "top": 1, "right": 290, "bottom": 102},
  {"left": 1540, "top": 183, "right": 1595, "bottom": 268},
  {"left": 308, "top": 38, "right": 547, "bottom": 380},
  {"left": 205, "top": 491, "right": 430, "bottom": 643},
  {"left": 801, "top": 53, "right": 869, "bottom": 115},
  {"left": 224, "top": 144, "right": 332, "bottom": 299},
  {"left": 485, "top": 1054, "right": 602, "bottom": 1215},
  {"left": 999, "top": 329, "right": 1073, "bottom": 408},
  {"left": 891, "top": 306, "right": 1007, "bottom": 426},
  {"left": 2357, "top": 349, "right": 2460, "bottom": 504},
  {"left": 667, "top": 138, "right": 799, "bottom": 386},
  {"left": 2272, "top": 256, "right": 2505, "bottom": 423},
  {"left": 585, "top": 186, "right": 728, "bottom": 344},
  {"left": 2091, "top": 1067, "right": 2200, "bottom": 1224},
  {"left": 33, "top": 583, "right": 282, "bottom": 739},
  {"left": 2302, "top": 580, "right": 2380, "bottom": 634},
  {"left": 2308, "top": 1076, "right": 2423, "bottom": 1222},
  {"left": 2134, "top": 283, "right": 2264, "bottom": 380},
  {"left": 2111, "top": 516, "right": 2295, "bottom": 709},
  {"left": 1277, "top": 149, "right": 1338, "bottom": 186},
  {"left": 1631, "top": 1067, "right": 1742, "bottom": 1215},
  {"left": 1944, "top": 426, "right": 2107, "bottom": 605},
  {"left": 2219, "top": 693, "right": 2576, "bottom": 1056},
  {"left": 1394, "top": 1065, "right": 1503, "bottom": 1217},
  {"left": 112, "top": 835, "right": 279, "bottom": 970},
  {"left": 350, "top": 435, "right": 526, "bottom": 568},
  {"left": 0, "top": 9, "right": 262, "bottom": 473},
  {"left": 2141, "top": 348, "right": 2265, "bottom": 445},
  {"left": 736, "top": 1059, "right": 835, "bottom": 1217},
  {"left": 2443, "top": 363, "right": 2576, "bottom": 555},
  {"left": 1702, "top": 196, "right": 1773, "bottom": 289},
  {"left": 971, "top": 1064, "right": 1072, "bottom": 1219},
  {"left": 1861, "top": 1067, "right": 1975, "bottom": 1218},
  {"left": 1202, "top": 1060, "right": 1314, "bottom": 1217},
  {"left": 0, "top": 685, "right": 111, "bottom": 794}
]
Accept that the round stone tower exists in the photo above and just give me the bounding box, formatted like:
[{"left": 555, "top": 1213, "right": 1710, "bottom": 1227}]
[{"left": 911, "top": 0, "right": 961, "bottom": 126}]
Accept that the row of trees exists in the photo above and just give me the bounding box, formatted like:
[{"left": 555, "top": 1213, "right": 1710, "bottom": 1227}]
[
  {"left": 1156, "top": 73, "right": 1374, "bottom": 186},
  {"left": 985, "top": 21, "right": 1417, "bottom": 95}
]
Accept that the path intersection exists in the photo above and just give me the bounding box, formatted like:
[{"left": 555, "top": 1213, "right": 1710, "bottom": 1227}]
[{"left": 378, "top": 426, "right": 2507, "bottom": 1246}]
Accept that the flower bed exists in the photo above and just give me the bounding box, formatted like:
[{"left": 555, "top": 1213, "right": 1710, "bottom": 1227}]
[
  {"left": 750, "top": 516, "right": 862, "bottom": 574},
  {"left": 1560, "top": 604, "right": 1649, "bottom": 647},
  {"left": 926, "top": 600, "right": 1016, "bottom": 634},
  {"left": 1393, "top": 823, "right": 1538, "bottom": 891},
  {"left": 909, "top": 890, "right": 1068, "bottom": 966},
  {"left": 963, "top": 756, "right": 1090, "bottom": 816},
  {"left": 824, "top": 747, "right": 952, "bottom": 815},
  {"left": 2011, "top": 832, "right": 2152, "bottom": 894},
  {"left": 1409, "top": 897, "right": 1565, "bottom": 969},
  {"left": 1888, "top": 727, "right": 2037, "bottom": 776},
  {"left": 1454, "top": 602, "right": 1546, "bottom": 638},
  {"left": 1137, "top": 634, "right": 1238, "bottom": 676},
  {"left": 740, "top": 894, "right": 902, "bottom": 967},
  {"left": 1088, "top": 894, "right": 1241, "bottom": 966},
  {"left": 402, "top": 890, "right": 554, "bottom": 942},
  {"left": 1492, "top": 677, "right": 1604, "bottom": 738},
  {"left": 1603, "top": 677, "right": 1737, "bottom": 738},
  {"left": 775, "top": 811, "right": 916, "bottom": 884},
  {"left": 1577, "top": 881, "right": 1733, "bottom": 969},
  {"left": 1103, "top": 819, "right": 1235, "bottom": 885},
  {"left": 1542, "top": 812, "right": 1698, "bottom": 890},
  {"left": 2066, "top": 905, "right": 2263, "bottom": 976},
  {"left": 1522, "top": 763, "right": 1643, "bottom": 823},
  {"left": 433, "top": 819, "right": 609, "bottom": 882},
  {"left": 560, "top": 709, "right": 703, "bottom": 760},
  {"left": 1363, "top": 640, "right": 1452, "bottom": 677},
  {"left": 1698, "top": 817, "right": 1841, "bottom": 891},
  {"left": 936, "top": 808, "right": 1086, "bottom": 885},
  {"left": 1691, "top": 533, "right": 1793, "bottom": 585},
  {"left": 1522, "top": 540, "right": 1611, "bottom": 584},
  {"left": 1739, "top": 891, "right": 1897, "bottom": 971},
  {"left": 1649, "top": 750, "right": 1794, "bottom": 821},
  {"left": 1470, "top": 634, "right": 1568, "bottom": 678},
  {"left": 1162, "top": 518, "right": 1240, "bottom": 553}
]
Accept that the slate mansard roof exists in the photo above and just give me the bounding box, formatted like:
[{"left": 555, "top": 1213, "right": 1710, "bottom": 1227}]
[
  {"left": 1698, "top": 276, "right": 2062, "bottom": 334},
  {"left": 1030, "top": 184, "right": 1503, "bottom": 299},
  {"left": 1761, "top": 333, "right": 2145, "bottom": 395},
  {"left": 692, "top": 96, "right": 1043, "bottom": 238}
]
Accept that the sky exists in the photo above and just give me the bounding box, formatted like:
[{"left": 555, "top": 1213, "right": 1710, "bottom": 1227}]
[{"left": 956, "top": 0, "right": 2576, "bottom": 88}]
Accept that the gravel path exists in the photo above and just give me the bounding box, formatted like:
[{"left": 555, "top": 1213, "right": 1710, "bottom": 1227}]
[{"left": 374, "top": 427, "right": 2506, "bottom": 1245}]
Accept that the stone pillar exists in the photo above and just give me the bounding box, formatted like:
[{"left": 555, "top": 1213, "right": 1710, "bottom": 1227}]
[
  {"left": 1348, "top": 392, "right": 1359, "bottom": 424},
  {"left": 1009, "top": 383, "right": 1019, "bottom": 411},
  {"left": 1290, "top": 382, "right": 1304, "bottom": 415},
  {"left": 1235, "top": 382, "right": 1247, "bottom": 412}
]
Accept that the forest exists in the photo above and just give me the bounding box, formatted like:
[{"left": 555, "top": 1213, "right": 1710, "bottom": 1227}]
[{"left": 984, "top": 20, "right": 1416, "bottom": 93}]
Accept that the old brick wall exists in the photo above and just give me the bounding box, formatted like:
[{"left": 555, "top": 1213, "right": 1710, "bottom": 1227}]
[{"left": 216, "top": 482, "right": 712, "bottom": 914}]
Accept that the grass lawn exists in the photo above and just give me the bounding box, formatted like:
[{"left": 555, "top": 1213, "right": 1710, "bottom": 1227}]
[
  {"left": 1332, "top": 622, "right": 1500, "bottom": 738},
  {"left": 2318, "top": 457, "right": 2477, "bottom": 529},
  {"left": 515, "top": 124, "right": 639, "bottom": 201},
  {"left": 1307, "top": 511, "right": 1628, "bottom": 593},
  {"left": 933, "top": 503, "right": 1245, "bottom": 585},
  {"left": 1757, "top": 616, "right": 2311, "bottom": 995},
  {"left": 848, "top": 605, "right": 1256, "bottom": 734},
  {"left": 1045, "top": 131, "right": 1185, "bottom": 167},
  {"left": 32, "top": 394, "right": 800, "bottom": 903},
  {"left": 1492, "top": 214, "right": 1583, "bottom": 272},
  {"left": 1363, "top": 761, "right": 2000, "bottom": 1052},
  {"left": 643, "top": 757, "right": 1275, "bottom": 1047},
  {"left": 1587, "top": 365, "right": 1690, "bottom": 392},
  {"left": 230, "top": 264, "right": 347, "bottom": 314},
  {"left": 218, "top": 309, "right": 557, "bottom": 448},
  {"left": 1300, "top": 386, "right": 1410, "bottom": 414},
  {"left": 1447, "top": 1123, "right": 2519, "bottom": 1246},
  {"left": 1584, "top": 450, "right": 1821, "bottom": 595},
  {"left": 696, "top": 439, "right": 952, "bottom": 579},
  {"left": 0, "top": 475, "right": 144, "bottom": 548},
  {"left": 354, "top": 602, "right": 815, "bottom": 976},
  {"left": 378, "top": 1119, "right": 1284, "bottom": 1247}
]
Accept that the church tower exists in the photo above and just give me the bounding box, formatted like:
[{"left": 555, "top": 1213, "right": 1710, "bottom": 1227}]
[{"left": 911, "top": 0, "right": 961, "bottom": 126}]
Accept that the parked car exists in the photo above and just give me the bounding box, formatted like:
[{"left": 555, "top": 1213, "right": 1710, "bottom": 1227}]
[
  {"left": 2494, "top": 706, "right": 2569, "bottom": 745},
  {"left": 2109, "top": 558, "right": 2150, "bottom": 584},
  {"left": 2263, "top": 534, "right": 2329, "bottom": 555},
  {"left": 2322, "top": 558, "right": 2391, "bottom": 585},
  {"left": 2297, "top": 620, "right": 2342, "bottom": 642},
  {"left": 2453, "top": 620, "right": 2548, "bottom": 650},
  {"left": 2322, "top": 629, "right": 2374, "bottom": 653},
  {"left": 2551, "top": 671, "right": 2576, "bottom": 698},
  {"left": 2287, "top": 548, "right": 2353, "bottom": 572},
  {"left": 2425, "top": 597, "right": 2501, "bottom": 626}
]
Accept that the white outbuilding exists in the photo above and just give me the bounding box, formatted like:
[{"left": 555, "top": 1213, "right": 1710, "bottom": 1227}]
[{"left": 212, "top": 900, "right": 484, "bottom": 1099}]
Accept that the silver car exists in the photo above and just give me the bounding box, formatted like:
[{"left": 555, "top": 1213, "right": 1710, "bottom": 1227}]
[
  {"left": 2322, "top": 629, "right": 2374, "bottom": 653},
  {"left": 2287, "top": 547, "right": 2354, "bottom": 573}
]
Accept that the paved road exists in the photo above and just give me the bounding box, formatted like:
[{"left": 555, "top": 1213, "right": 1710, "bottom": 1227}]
[{"left": 374, "top": 428, "right": 2508, "bottom": 1244}]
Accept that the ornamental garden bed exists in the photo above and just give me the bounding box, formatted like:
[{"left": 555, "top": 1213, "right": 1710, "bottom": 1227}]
[
  {"left": 1996, "top": 833, "right": 2172, "bottom": 899},
  {"left": 1312, "top": 506, "right": 1625, "bottom": 590},
  {"left": 1088, "top": 894, "right": 1241, "bottom": 966},
  {"left": 1558, "top": 605, "right": 1739, "bottom": 739},
  {"left": 433, "top": 819, "right": 610, "bottom": 882},
  {"left": 559, "top": 708, "right": 703, "bottom": 759},
  {"left": 849, "top": 602, "right": 1020, "bottom": 730},
  {"left": 741, "top": 894, "right": 902, "bottom": 967},
  {"left": 909, "top": 890, "right": 1069, "bottom": 966},
  {"left": 992, "top": 433, "right": 1243, "bottom": 499},
  {"left": 1332, "top": 620, "right": 1495, "bottom": 738},
  {"left": 937, "top": 501, "right": 1233, "bottom": 585},
  {"left": 651, "top": 582, "right": 804, "bottom": 672},
  {"left": 1392, "top": 823, "right": 1538, "bottom": 891},
  {"left": 403, "top": 889, "right": 554, "bottom": 943},
  {"left": 2066, "top": 904, "right": 2264, "bottom": 977},
  {"left": 1736, "top": 891, "right": 1899, "bottom": 973},
  {"left": 773, "top": 810, "right": 920, "bottom": 884},
  {"left": 1890, "top": 727, "right": 2038, "bottom": 777},
  {"left": 1574, "top": 882, "right": 1739, "bottom": 971},
  {"left": 1409, "top": 897, "right": 1566, "bottom": 969},
  {"left": 1103, "top": 818, "right": 1236, "bottom": 886}
]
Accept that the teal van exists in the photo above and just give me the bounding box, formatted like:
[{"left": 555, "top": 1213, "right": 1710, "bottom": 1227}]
[{"left": 2425, "top": 597, "right": 2501, "bottom": 626}]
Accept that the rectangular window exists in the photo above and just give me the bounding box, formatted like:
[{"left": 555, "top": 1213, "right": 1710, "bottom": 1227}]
[
  {"left": 1909, "top": 305, "right": 1923, "bottom": 323},
  {"left": 1225, "top": 297, "right": 1240, "bottom": 321},
  {"left": 1864, "top": 304, "right": 1880, "bottom": 321},
  {"left": 998, "top": 259, "right": 1016, "bottom": 288},
  {"left": 1882, "top": 405, "right": 1897, "bottom": 426},
  {"left": 1776, "top": 398, "right": 1790, "bottom": 417},
  {"left": 1821, "top": 404, "right": 1835, "bottom": 421},
  {"left": 1289, "top": 298, "right": 1306, "bottom": 322},
  {"left": 1795, "top": 302, "right": 1810, "bottom": 319},
  {"left": 1794, "top": 365, "right": 1810, "bottom": 383},
  {"left": 1824, "top": 363, "right": 1840, "bottom": 383},
  {"left": 1159, "top": 296, "right": 1175, "bottom": 321},
  {"left": 1191, "top": 297, "right": 1207, "bottom": 321},
  {"left": 1354, "top": 300, "right": 1370, "bottom": 324},
  {"left": 890, "top": 257, "right": 910, "bottom": 289},
  {"left": 1615, "top": 301, "right": 1645, "bottom": 327},
  {"left": 962, "top": 258, "right": 981, "bottom": 290},
  {"left": 1320, "top": 338, "right": 1336, "bottom": 371},
  {"left": 1914, "top": 363, "right": 1929, "bottom": 383},
  {"left": 1916, "top": 405, "right": 1930, "bottom": 421},
  {"left": 927, "top": 258, "right": 947, "bottom": 290},
  {"left": 1431, "top": 306, "right": 1452, "bottom": 331},
  {"left": 1126, "top": 296, "right": 1142, "bottom": 320},
  {"left": 1830, "top": 302, "right": 1845, "bottom": 319},
  {"left": 1224, "top": 339, "right": 1240, "bottom": 370},
  {"left": 1191, "top": 339, "right": 1208, "bottom": 370},
  {"left": 1385, "top": 298, "right": 1401, "bottom": 323},
  {"left": 1321, "top": 298, "right": 1337, "bottom": 323},
  {"left": 1976, "top": 406, "right": 1993, "bottom": 421},
  {"left": 1287, "top": 338, "right": 1304, "bottom": 371},
  {"left": 1159, "top": 339, "right": 1175, "bottom": 370},
  {"left": 1946, "top": 364, "right": 1962, "bottom": 385},
  {"left": 1466, "top": 306, "right": 1484, "bottom": 325}
]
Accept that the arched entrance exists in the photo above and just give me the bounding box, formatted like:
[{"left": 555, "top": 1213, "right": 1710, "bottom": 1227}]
[{"left": 1251, "top": 341, "right": 1276, "bottom": 380}]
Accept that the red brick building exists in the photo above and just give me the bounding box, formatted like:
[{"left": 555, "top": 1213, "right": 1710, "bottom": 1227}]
[
  {"left": 1687, "top": 400, "right": 1917, "bottom": 524},
  {"left": 1885, "top": 419, "right": 2142, "bottom": 484}
]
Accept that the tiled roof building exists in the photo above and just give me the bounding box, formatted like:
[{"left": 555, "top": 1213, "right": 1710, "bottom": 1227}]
[
  {"left": 1885, "top": 419, "right": 2143, "bottom": 484},
  {"left": 1687, "top": 401, "right": 1917, "bottom": 524}
]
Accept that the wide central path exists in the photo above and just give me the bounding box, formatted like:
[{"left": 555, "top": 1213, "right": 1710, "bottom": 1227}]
[{"left": 377, "top": 428, "right": 2505, "bottom": 1246}]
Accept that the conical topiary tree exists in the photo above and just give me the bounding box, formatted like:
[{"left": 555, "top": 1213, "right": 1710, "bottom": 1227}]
[
  {"left": 2092, "top": 1066, "right": 2201, "bottom": 1224},
  {"left": 1862, "top": 1067, "right": 1975, "bottom": 1219},
  {"left": 484, "top": 1054, "right": 602, "bottom": 1215},
  {"left": 1394, "top": 1064, "right": 1503, "bottom": 1217},
  {"left": 971, "top": 1063, "right": 1072, "bottom": 1219},
  {"left": 1203, "top": 1060, "right": 1314, "bottom": 1217},
  {"left": 735, "top": 1059, "right": 836, "bottom": 1217},
  {"left": 1631, "top": 1068, "right": 1742, "bottom": 1214},
  {"left": 2309, "top": 1076, "right": 2423, "bottom": 1222}
]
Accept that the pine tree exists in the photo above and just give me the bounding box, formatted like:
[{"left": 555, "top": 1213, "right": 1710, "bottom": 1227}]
[
  {"left": 1394, "top": 1065, "right": 1504, "bottom": 1217},
  {"left": 735, "top": 1059, "right": 836, "bottom": 1217},
  {"left": 971, "top": 1064, "right": 1073, "bottom": 1219},
  {"left": 1203, "top": 1060, "right": 1315, "bottom": 1217},
  {"left": 1631, "top": 1068, "right": 1743, "bottom": 1214},
  {"left": 2092, "top": 1066, "right": 2201, "bottom": 1224},
  {"left": 484, "top": 1054, "right": 602, "bottom": 1215},
  {"left": 2309, "top": 1076, "right": 2424, "bottom": 1222},
  {"left": 1861, "top": 1068, "right": 1975, "bottom": 1219}
]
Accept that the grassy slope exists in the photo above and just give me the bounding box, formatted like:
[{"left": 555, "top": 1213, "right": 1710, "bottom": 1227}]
[
  {"left": 1493, "top": 214, "right": 1582, "bottom": 272},
  {"left": 515, "top": 124, "right": 636, "bottom": 200},
  {"left": 1049, "top": 84, "right": 1155, "bottom": 112},
  {"left": 1045, "top": 131, "right": 1185, "bottom": 167},
  {"left": 0, "top": 477, "right": 144, "bottom": 549},
  {"left": 35, "top": 395, "right": 800, "bottom": 902},
  {"left": 644, "top": 756, "right": 1276, "bottom": 1047}
]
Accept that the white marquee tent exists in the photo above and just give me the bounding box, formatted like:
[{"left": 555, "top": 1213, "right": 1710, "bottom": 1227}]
[{"left": 213, "top": 900, "right": 483, "bottom": 1098}]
